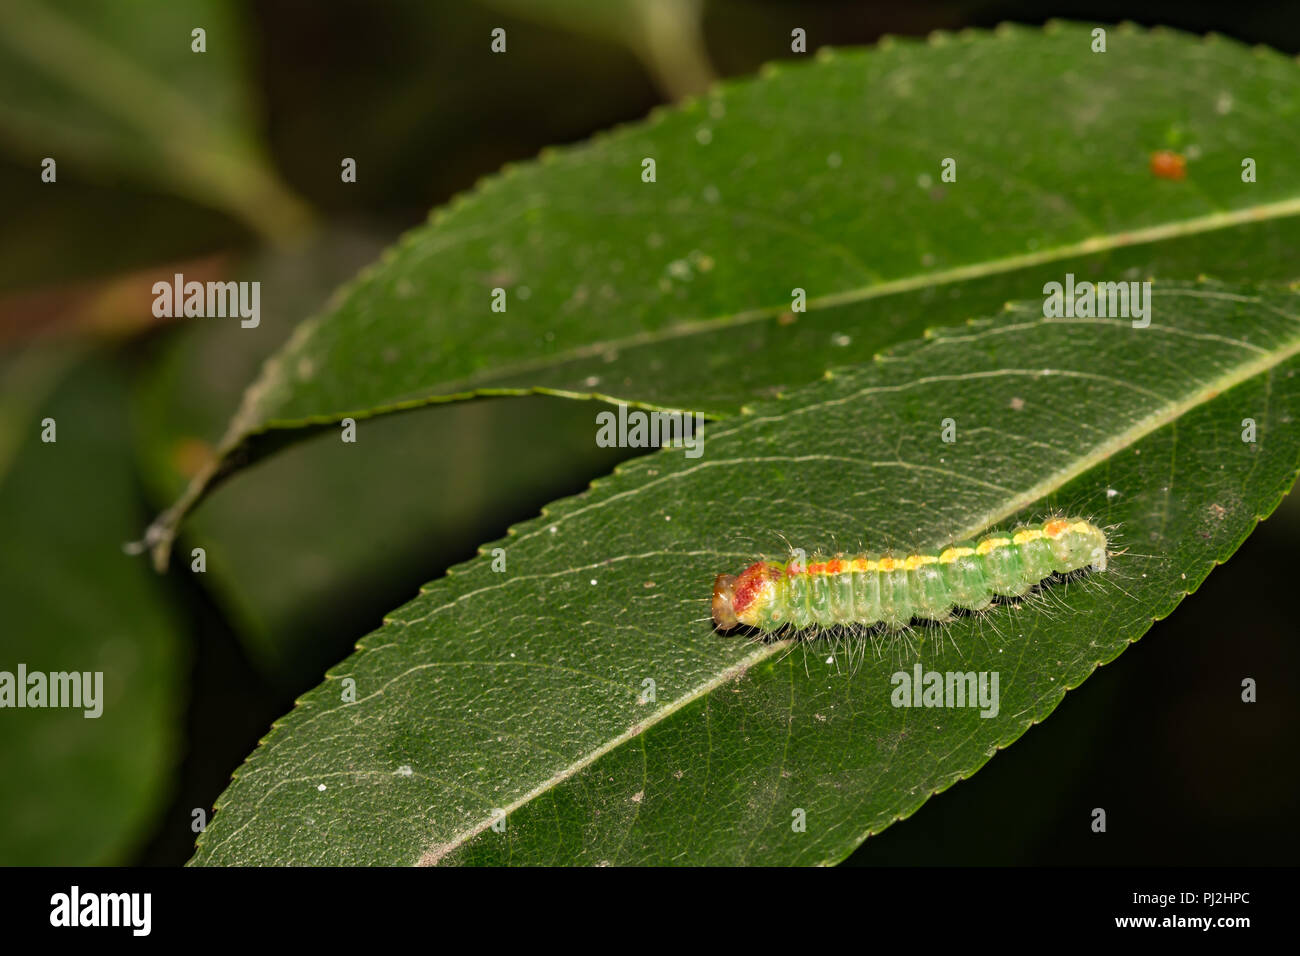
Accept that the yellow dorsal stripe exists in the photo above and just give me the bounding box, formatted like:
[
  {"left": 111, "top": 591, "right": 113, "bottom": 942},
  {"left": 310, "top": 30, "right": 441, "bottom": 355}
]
[{"left": 779, "top": 519, "right": 1097, "bottom": 576}]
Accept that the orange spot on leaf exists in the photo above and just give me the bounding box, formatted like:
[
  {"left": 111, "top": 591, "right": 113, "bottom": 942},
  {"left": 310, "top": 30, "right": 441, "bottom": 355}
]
[{"left": 1149, "top": 150, "right": 1186, "bottom": 181}]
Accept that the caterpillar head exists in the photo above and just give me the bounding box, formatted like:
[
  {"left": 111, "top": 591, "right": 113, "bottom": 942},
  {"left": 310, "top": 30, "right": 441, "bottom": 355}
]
[{"left": 711, "top": 574, "right": 740, "bottom": 630}]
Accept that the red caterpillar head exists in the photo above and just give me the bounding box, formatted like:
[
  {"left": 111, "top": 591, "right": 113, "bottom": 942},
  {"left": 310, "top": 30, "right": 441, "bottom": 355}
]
[{"left": 712, "top": 562, "right": 780, "bottom": 631}]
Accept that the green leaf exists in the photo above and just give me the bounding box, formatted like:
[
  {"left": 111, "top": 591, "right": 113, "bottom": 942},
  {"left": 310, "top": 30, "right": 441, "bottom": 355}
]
[
  {"left": 190, "top": 280, "right": 1300, "bottom": 865},
  {"left": 0, "top": 0, "right": 312, "bottom": 241},
  {"left": 149, "top": 22, "right": 1300, "bottom": 564},
  {"left": 0, "top": 351, "right": 184, "bottom": 864}
]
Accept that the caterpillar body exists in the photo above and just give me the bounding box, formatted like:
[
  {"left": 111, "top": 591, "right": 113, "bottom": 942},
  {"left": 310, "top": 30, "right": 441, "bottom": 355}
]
[{"left": 711, "top": 518, "right": 1108, "bottom": 635}]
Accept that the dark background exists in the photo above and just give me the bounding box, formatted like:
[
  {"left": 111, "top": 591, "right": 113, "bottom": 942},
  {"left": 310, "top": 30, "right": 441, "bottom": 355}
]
[{"left": 1, "top": 0, "right": 1296, "bottom": 866}]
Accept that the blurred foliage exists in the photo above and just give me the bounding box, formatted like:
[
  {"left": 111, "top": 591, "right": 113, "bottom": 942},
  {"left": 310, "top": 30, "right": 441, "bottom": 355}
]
[
  {"left": 0, "top": 0, "right": 311, "bottom": 241},
  {"left": 479, "top": 0, "right": 716, "bottom": 100},
  {"left": 0, "top": 351, "right": 184, "bottom": 864}
]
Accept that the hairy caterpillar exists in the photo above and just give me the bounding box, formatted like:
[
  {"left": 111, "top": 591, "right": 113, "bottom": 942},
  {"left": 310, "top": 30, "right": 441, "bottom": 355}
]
[{"left": 711, "top": 518, "right": 1108, "bottom": 635}]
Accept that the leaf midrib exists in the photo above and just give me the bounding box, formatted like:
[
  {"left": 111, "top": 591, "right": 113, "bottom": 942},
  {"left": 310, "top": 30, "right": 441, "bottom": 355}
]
[{"left": 414, "top": 304, "right": 1300, "bottom": 866}]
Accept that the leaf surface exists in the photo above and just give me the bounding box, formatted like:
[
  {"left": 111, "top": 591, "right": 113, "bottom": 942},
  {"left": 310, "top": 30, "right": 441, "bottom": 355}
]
[{"left": 150, "top": 23, "right": 1300, "bottom": 559}]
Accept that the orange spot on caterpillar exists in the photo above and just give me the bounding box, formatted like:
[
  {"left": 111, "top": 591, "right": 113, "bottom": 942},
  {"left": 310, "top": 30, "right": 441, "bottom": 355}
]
[
  {"left": 1149, "top": 150, "right": 1187, "bottom": 181},
  {"left": 806, "top": 559, "right": 846, "bottom": 575},
  {"left": 1044, "top": 519, "right": 1070, "bottom": 537},
  {"left": 731, "top": 562, "right": 779, "bottom": 616}
]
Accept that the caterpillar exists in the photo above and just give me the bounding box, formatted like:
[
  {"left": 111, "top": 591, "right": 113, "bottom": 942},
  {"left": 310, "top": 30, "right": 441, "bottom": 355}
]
[{"left": 711, "top": 517, "right": 1108, "bottom": 635}]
